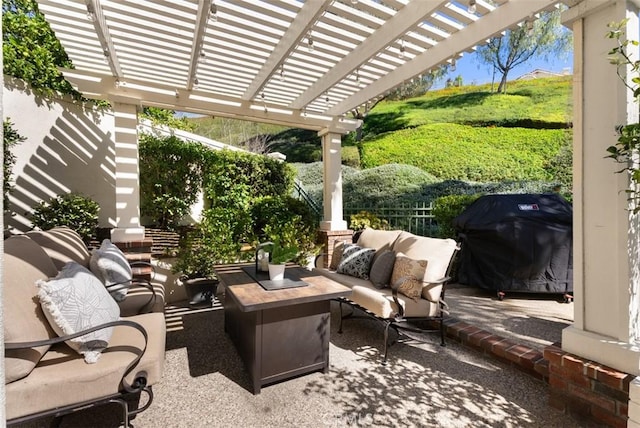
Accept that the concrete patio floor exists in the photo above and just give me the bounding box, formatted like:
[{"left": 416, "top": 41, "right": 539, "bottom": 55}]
[{"left": 26, "top": 284, "right": 584, "bottom": 428}]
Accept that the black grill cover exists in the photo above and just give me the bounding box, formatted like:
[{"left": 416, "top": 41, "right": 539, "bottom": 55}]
[{"left": 453, "top": 194, "right": 572, "bottom": 293}]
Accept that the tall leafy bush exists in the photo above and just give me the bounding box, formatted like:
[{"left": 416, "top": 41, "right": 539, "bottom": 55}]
[
  {"left": 432, "top": 194, "right": 481, "bottom": 239},
  {"left": 139, "top": 134, "right": 207, "bottom": 229},
  {"left": 361, "top": 123, "right": 567, "bottom": 182},
  {"left": 3, "top": 119, "right": 24, "bottom": 210},
  {"left": 30, "top": 193, "right": 100, "bottom": 241},
  {"left": 202, "top": 150, "right": 295, "bottom": 210},
  {"left": 250, "top": 196, "right": 318, "bottom": 264}
]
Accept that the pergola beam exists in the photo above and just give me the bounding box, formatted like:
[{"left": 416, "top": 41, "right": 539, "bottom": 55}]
[
  {"left": 290, "top": 0, "right": 445, "bottom": 110},
  {"left": 86, "top": 0, "right": 122, "bottom": 78},
  {"left": 186, "top": 0, "right": 213, "bottom": 91},
  {"left": 242, "top": 0, "right": 329, "bottom": 101},
  {"left": 328, "top": 0, "right": 560, "bottom": 115},
  {"left": 61, "top": 69, "right": 360, "bottom": 134}
]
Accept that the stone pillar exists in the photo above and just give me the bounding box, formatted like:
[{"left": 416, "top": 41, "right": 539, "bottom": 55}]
[
  {"left": 110, "top": 102, "right": 145, "bottom": 242},
  {"left": 316, "top": 229, "right": 353, "bottom": 269},
  {"left": 318, "top": 130, "right": 348, "bottom": 231}
]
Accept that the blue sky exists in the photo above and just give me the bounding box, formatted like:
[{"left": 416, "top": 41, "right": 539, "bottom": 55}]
[{"left": 437, "top": 50, "right": 573, "bottom": 89}]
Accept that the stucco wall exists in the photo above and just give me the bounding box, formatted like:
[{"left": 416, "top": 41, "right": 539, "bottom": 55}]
[{"left": 3, "top": 77, "right": 117, "bottom": 234}]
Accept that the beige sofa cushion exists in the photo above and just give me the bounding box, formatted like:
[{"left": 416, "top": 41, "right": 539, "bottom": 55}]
[
  {"left": 350, "top": 284, "right": 439, "bottom": 319},
  {"left": 356, "top": 228, "right": 402, "bottom": 263},
  {"left": 118, "top": 282, "right": 166, "bottom": 317},
  {"left": 4, "top": 236, "right": 58, "bottom": 383},
  {"left": 392, "top": 232, "right": 457, "bottom": 301},
  {"left": 6, "top": 312, "right": 166, "bottom": 420},
  {"left": 27, "top": 227, "right": 92, "bottom": 270}
]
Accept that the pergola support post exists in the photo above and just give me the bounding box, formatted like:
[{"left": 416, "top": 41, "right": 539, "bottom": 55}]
[
  {"left": 558, "top": 2, "right": 640, "bottom": 425},
  {"left": 110, "top": 102, "right": 145, "bottom": 242},
  {"left": 316, "top": 130, "right": 351, "bottom": 267}
]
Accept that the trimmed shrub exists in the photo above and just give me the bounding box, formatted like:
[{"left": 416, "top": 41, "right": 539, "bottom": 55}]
[
  {"left": 432, "top": 194, "right": 481, "bottom": 239},
  {"left": 139, "top": 134, "right": 207, "bottom": 229},
  {"left": 203, "top": 149, "right": 295, "bottom": 210},
  {"left": 250, "top": 196, "right": 319, "bottom": 264},
  {"left": 361, "top": 123, "right": 567, "bottom": 182},
  {"left": 349, "top": 211, "right": 390, "bottom": 231},
  {"left": 31, "top": 193, "right": 100, "bottom": 241}
]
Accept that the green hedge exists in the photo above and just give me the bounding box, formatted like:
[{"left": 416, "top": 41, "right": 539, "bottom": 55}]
[
  {"left": 361, "top": 123, "right": 568, "bottom": 182},
  {"left": 139, "top": 134, "right": 208, "bottom": 229}
]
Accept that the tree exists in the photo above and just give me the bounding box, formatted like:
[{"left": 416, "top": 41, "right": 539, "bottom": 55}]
[
  {"left": 2, "top": 0, "right": 78, "bottom": 96},
  {"left": 476, "top": 10, "right": 572, "bottom": 93}
]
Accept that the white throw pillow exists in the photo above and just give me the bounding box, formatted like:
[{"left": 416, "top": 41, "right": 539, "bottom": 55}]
[
  {"left": 90, "top": 239, "right": 132, "bottom": 301},
  {"left": 37, "top": 261, "right": 121, "bottom": 363}
]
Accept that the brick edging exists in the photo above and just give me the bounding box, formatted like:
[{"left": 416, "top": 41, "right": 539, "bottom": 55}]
[
  {"left": 440, "top": 317, "right": 549, "bottom": 380},
  {"left": 436, "top": 316, "right": 631, "bottom": 427}
]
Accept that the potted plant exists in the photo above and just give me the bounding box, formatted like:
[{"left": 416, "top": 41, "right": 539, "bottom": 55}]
[{"left": 265, "top": 238, "right": 299, "bottom": 281}]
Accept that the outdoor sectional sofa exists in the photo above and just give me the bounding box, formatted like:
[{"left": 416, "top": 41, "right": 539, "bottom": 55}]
[
  {"left": 314, "top": 228, "right": 459, "bottom": 364},
  {"left": 4, "top": 227, "right": 166, "bottom": 426}
]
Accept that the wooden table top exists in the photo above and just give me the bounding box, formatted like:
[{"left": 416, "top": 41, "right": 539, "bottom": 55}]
[{"left": 215, "top": 263, "right": 351, "bottom": 312}]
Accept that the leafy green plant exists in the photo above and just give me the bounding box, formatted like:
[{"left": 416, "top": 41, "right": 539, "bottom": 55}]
[
  {"left": 349, "top": 211, "right": 390, "bottom": 231},
  {"left": 172, "top": 207, "right": 249, "bottom": 279},
  {"left": 3, "top": 0, "right": 78, "bottom": 97},
  {"left": 251, "top": 196, "right": 318, "bottom": 265},
  {"left": 3, "top": 119, "right": 24, "bottom": 211},
  {"left": 432, "top": 194, "right": 482, "bottom": 239},
  {"left": 265, "top": 238, "right": 299, "bottom": 265},
  {"left": 139, "top": 134, "right": 207, "bottom": 229},
  {"left": 605, "top": 20, "right": 640, "bottom": 212},
  {"left": 30, "top": 193, "right": 100, "bottom": 241}
]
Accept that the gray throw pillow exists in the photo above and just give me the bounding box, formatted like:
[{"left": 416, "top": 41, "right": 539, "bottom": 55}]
[
  {"left": 337, "top": 243, "right": 375, "bottom": 280},
  {"left": 90, "top": 239, "right": 132, "bottom": 301},
  {"left": 369, "top": 250, "right": 396, "bottom": 289},
  {"left": 37, "top": 261, "right": 121, "bottom": 363}
]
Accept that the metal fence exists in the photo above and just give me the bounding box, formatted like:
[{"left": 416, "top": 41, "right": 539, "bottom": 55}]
[{"left": 344, "top": 202, "right": 436, "bottom": 237}]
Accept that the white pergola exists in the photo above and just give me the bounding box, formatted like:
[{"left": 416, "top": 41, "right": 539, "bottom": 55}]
[
  {"left": 29, "top": 0, "right": 640, "bottom": 424},
  {"left": 37, "top": 0, "right": 564, "bottom": 237}
]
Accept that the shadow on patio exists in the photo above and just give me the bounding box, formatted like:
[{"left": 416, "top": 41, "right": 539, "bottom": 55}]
[{"left": 30, "top": 293, "right": 581, "bottom": 428}]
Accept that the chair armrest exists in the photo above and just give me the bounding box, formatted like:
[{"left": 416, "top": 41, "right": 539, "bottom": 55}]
[
  {"left": 5, "top": 319, "right": 149, "bottom": 393},
  {"left": 105, "top": 277, "right": 157, "bottom": 315},
  {"left": 390, "top": 275, "right": 417, "bottom": 320},
  {"left": 129, "top": 278, "right": 158, "bottom": 314},
  {"left": 314, "top": 253, "right": 329, "bottom": 268}
]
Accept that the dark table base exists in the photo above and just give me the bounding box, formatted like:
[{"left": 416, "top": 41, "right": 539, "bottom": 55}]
[{"left": 224, "top": 295, "right": 330, "bottom": 394}]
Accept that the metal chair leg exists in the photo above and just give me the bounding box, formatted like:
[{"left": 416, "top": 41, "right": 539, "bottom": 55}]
[
  {"left": 338, "top": 300, "right": 344, "bottom": 334},
  {"left": 439, "top": 317, "right": 446, "bottom": 346},
  {"left": 382, "top": 321, "right": 391, "bottom": 365}
]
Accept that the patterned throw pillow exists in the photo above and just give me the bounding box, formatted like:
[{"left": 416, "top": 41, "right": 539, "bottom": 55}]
[
  {"left": 90, "top": 239, "right": 132, "bottom": 301},
  {"left": 369, "top": 250, "right": 396, "bottom": 289},
  {"left": 329, "top": 241, "right": 347, "bottom": 271},
  {"left": 337, "top": 243, "right": 376, "bottom": 280},
  {"left": 37, "top": 261, "right": 121, "bottom": 363},
  {"left": 390, "top": 253, "right": 429, "bottom": 302}
]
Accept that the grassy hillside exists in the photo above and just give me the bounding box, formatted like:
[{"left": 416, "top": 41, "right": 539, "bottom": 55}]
[
  {"left": 186, "top": 76, "right": 573, "bottom": 194},
  {"left": 361, "top": 124, "right": 568, "bottom": 182},
  {"left": 363, "top": 76, "right": 572, "bottom": 137}
]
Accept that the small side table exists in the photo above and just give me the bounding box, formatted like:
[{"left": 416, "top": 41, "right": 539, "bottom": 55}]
[{"left": 215, "top": 264, "right": 350, "bottom": 394}]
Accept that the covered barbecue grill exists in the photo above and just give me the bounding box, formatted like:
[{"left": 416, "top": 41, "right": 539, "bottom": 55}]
[{"left": 453, "top": 194, "right": 573, "bottom": 301}]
